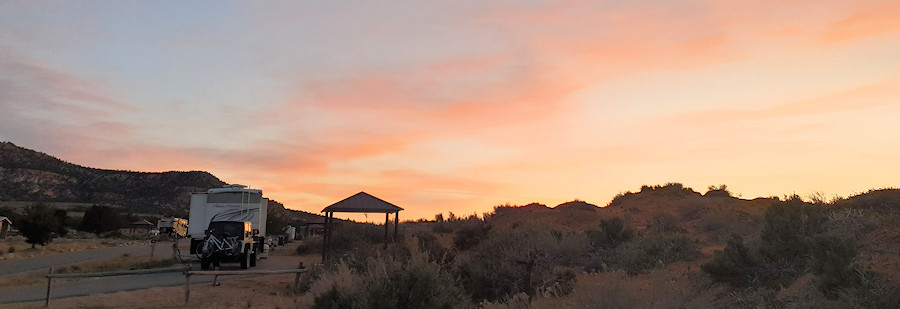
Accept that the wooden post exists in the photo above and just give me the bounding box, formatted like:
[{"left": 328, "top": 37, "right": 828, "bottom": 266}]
[
  {"left": 384, "top": 213, "right": 389, "bottom": 248},
  {"left": 184, "top": 266, "right": 191, "bottom": 305},
  {"left": 293, "top": 261, "right": 305, "bottom": 289},
  {"left": 394, "top": 212, "right": 399, "bottom": 242},
  {"left": 321, "top": 212, "right": 329, "bottom": 264},
  {"left": 45, "top": 267, "right": 53, "bottom": 308}
]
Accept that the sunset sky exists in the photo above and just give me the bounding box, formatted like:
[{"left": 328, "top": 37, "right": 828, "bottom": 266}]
[{"left": 2, "top": 1, "right": 899, "bottom": 220}]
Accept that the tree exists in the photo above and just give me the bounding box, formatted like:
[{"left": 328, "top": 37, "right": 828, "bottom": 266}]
[
  {"left": 53, "top": 208, "right": 69, "bottom": 237},
  {"left": 18, "top": 203, "right": 62, "bottom": 248},
  {"left": 79, "top": 205, "right": 123, "bottom": 234}
]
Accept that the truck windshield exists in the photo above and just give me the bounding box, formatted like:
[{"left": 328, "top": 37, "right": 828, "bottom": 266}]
[{"left": 208, "top": 221, "right": 244, "bottom": 237}]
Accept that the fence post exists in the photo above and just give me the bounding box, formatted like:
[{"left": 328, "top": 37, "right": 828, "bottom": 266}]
[
  {"left": 45, "top": 267, "right": 53, "bottom": 308},
  {"left": 184, "top": 266, "right": 191, "bottom": 305}
]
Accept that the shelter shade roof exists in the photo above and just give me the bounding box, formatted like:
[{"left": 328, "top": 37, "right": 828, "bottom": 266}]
[
  {"left": 322, "top": 192, "right": 403, "bottom": 213},
  {"left": 130, "top": 219, "right": 154, "bottom": 226}
]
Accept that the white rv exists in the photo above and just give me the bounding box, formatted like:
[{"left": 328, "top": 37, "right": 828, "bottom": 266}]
[{"left": 188, "top": 184, "right": 268, "bottom": 269}]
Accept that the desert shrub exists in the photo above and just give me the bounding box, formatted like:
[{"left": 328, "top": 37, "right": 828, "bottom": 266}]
[
  {"left": 809, "top": 236, "right": 859, "bottom": 295},
  {"left": 608, "top": 183, "right": 700, "bottom": 207},
  {"left": 823, "top": 208, "right": 875, "bottom": 237},
  {"left": 455, "top": 228, "right": 580, "bottom": 302},
  {"left": 705, "top": 184, "right": 733, "bottom": 198},
  {"left": 585, "top": 217, "right": 633, "bottom": 249},
  {"left": 310, "top": 263, "right": 366, "bottom": 309},
  {"left": 326, "top": 223, "right": 387, "bottom": 257},
  {"left": 414, "top": 230, "right": 455, "bottom": 264},
  {"left": 704, "top": 200, "right": 864, "bottom": 291},
  {"left": 702, "top": 235, "right": 761, "bottom": 286},
  {"left": 677, "top": 203, "right": 707, "bottom": 221},
  {"left": 309, "top": 251, "right": 466, "bottom": 309},
  {"left": 297, "top": 235, "right": 323, "bottom": 255},
  {"left": 649, "top": 213, "right": 682, "bottom": 233},
  {"left": 611, "top": 234, "right": 701, "bottom": 274},
  {"left": 759, "top": 197, "right": 825, "bottom": 267},
  {"left": 550, "top": 231, "right": 590, "bottom": 267},
  {"left": 452, "top": 221, "right": 490, "bottom": 251},
  {"left": 293, "top": 265, "right": 326, "bottom": 294},
  {"left": 431, "top": 222, "right": 454, "bottom": 234},
  {"left": 543, "top": 269, "right": 577, "bottom": 297}
]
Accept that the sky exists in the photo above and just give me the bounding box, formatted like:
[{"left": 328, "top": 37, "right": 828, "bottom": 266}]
[{"left": 2, "top": 1, "right": 900, "bottom": 221}]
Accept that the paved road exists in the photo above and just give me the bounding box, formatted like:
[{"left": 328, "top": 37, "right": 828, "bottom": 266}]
[
  {"left": 0, "top": 254, "right": 304, "bottom": 304},
  {"left": 0, "top": 243, "right": 157, "bottom": 275}
]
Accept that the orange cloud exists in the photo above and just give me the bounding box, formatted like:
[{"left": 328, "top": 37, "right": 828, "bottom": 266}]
[
  {"left": 821, "top": 2, "right": 900, "bottom": 44},
  {"left": 665, "top": 76, "right": 900, "bottom": 126}
]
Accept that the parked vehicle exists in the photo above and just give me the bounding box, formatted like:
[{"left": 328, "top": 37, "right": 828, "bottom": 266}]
[
  {"left": 157, "top": 217, "right": 188, "bottom": 237},
  {"left": 188, "top": 184, "right": 268, "bottom": 270}
]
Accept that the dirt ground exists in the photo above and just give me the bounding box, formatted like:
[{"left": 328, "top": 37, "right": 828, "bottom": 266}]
[
  {"left": 2, "top": 241, "right": 320, "bottom": 309},
  {"left": 6, "top": 272, "right": 316, "bottom": 309}
]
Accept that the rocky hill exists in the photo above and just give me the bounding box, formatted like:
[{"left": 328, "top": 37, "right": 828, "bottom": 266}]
[{"left": 0, "top": 141, "right": 226, "bottom": 212}]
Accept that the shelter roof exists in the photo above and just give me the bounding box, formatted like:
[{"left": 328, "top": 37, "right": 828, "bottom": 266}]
[
  {"left": 130, "top": 219, "right": 154, "bottom": 226},
  {"left": 322, "top": 192, "right": 403, "bottom": 213},
  {"left": 0, "top": 216, "right": 10, "bottom": 224}
]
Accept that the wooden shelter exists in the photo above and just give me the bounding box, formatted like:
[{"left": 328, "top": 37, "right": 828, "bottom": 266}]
[
  {"left": 129, "top": 219, "right": 155, "bottom": 235},
  {"left": 0, "top": 216, "right": 12, "bottom": 239},
  {"left": 321, "top": 192, "right": 403, "bottom": 263}
]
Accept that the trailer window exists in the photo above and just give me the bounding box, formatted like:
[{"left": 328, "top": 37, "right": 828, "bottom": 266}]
[{"left": 208, "top": 192, "right": 261, "bottom": 204}]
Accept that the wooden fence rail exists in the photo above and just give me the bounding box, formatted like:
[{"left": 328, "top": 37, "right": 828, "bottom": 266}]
[
  {"left": 42, "top": 262, "right": 316, "bottom": 307},
  {"left": 182, "top": 262, "right": 311, "bottom": 305},
  {"left": 47, "top": 266, "right": 187, "bottom": 279},
  {"left": 43, "top": 265, "right": 188, "bottom": 307}
]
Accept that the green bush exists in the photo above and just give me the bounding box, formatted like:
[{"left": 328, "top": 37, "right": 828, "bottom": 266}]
[
  {"left": 759, "top": 197, "right": 825, "bottom": 266},
  {"left": 701, "top": 235, "right": 761, "bottom": 286},
  {"left": 810, "top": 236, "right": 858, "bottom": 295},
  {"left": 585, "top": 217, "right": 634, "bottom": 249},
  {"left": 612, "top": 234, "right": 701, "bottom": 274},
  {"left": 452, "top": 221, "right": 490, "bottom": 251}
]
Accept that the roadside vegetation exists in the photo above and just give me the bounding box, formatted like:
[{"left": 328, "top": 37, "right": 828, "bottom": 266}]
[
  {"left": 283, "top": 184, "right": 900, "bottom": 308},
  {"left": 3, "top": 183, "right": 899, "bottom": 308}
]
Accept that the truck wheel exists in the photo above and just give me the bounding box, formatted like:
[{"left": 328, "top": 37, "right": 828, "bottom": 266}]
[
  {"left": 240, "top": 250, "right": 249, "bottom": 269},
  {"left": 200, "top": 258, "right": 210, "bottom": 270}
]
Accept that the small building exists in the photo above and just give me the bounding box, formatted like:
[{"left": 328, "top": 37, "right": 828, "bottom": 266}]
[
  {"left": 0, "top": 216, "right": 11, "bottom": 239},
  {"left": 129, "top": 219, "right": 155, "bottom": 235}
]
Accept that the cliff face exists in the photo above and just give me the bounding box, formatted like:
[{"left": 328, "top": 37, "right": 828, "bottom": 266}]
[{"left": 0, "top": 142, "right": 225, "bottom": 211}]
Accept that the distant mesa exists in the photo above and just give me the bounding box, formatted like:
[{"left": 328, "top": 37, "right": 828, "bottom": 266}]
[{"left": 0, "top": 141, "right": 224, "bottom": 212}]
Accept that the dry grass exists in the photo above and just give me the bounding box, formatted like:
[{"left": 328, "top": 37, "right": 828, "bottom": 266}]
[
  {"left": 55, "top": 255, "right": 180, "bottom": 274},
  {"left": 5, "top": 273, "right": 314, "bottom": 309},
  {"left": 0, "top": 236, "right": 145, "bottom": 261},
  {"left": 0, "top": 255, "right": 179, "bottom": 288}
]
